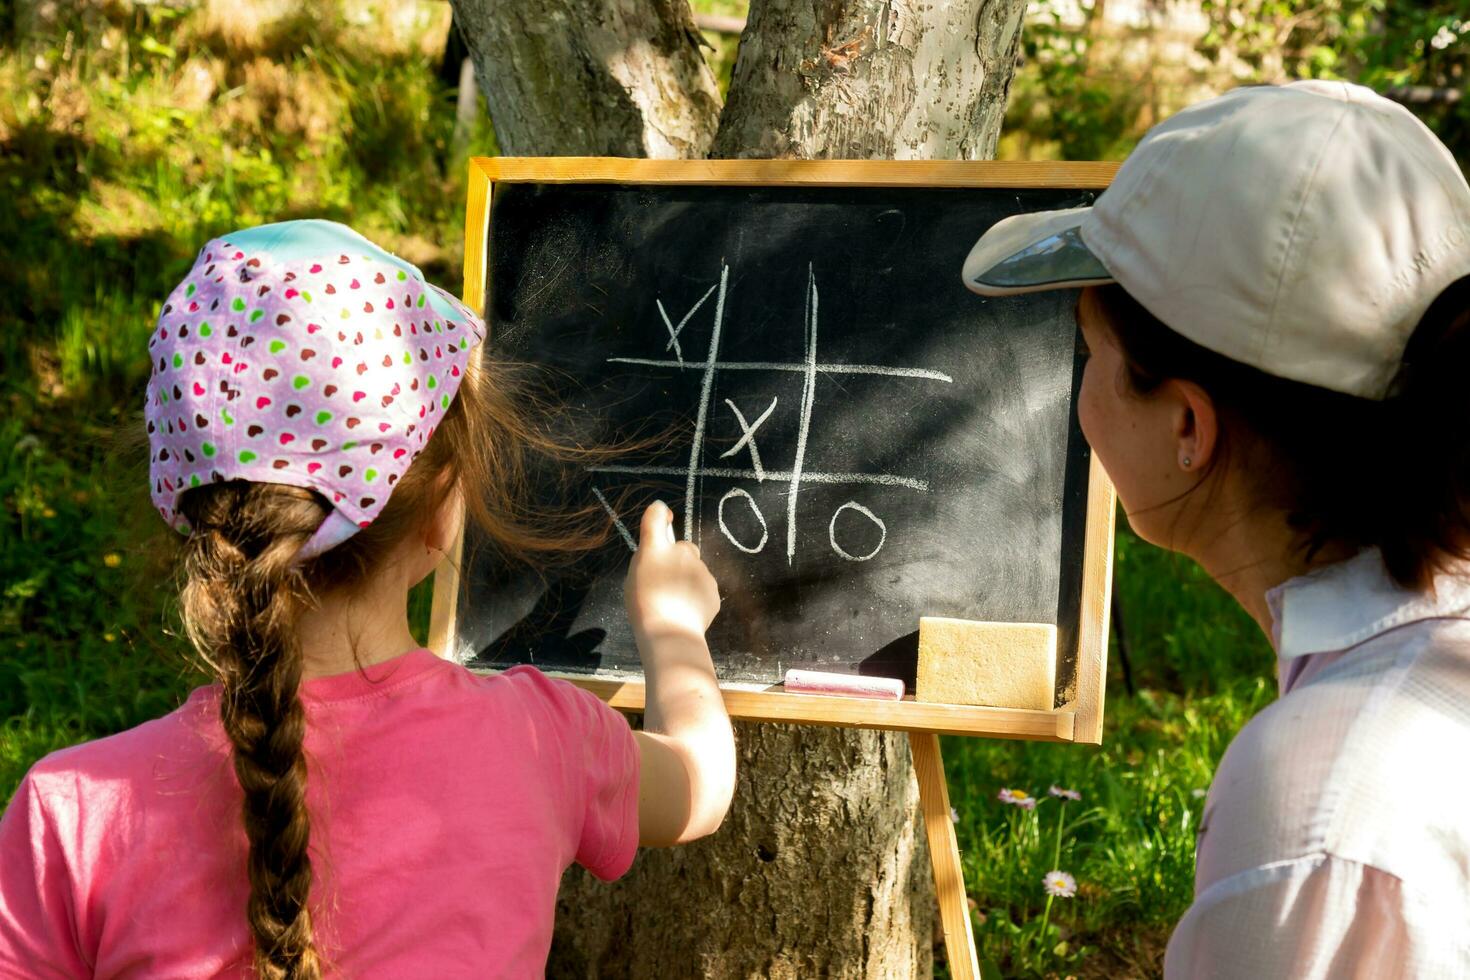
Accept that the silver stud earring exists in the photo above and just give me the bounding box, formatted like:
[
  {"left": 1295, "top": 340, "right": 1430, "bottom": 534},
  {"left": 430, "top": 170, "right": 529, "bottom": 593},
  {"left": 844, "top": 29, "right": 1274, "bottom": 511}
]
[{"left": 1182, "top": 456, "right": 1192, "bottom": 469}]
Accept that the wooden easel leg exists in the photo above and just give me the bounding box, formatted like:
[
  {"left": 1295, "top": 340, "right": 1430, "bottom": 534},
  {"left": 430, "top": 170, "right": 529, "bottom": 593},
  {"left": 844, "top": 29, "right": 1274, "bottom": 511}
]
[{"left": 910, "top": 731, "right": 982, "bottom": 980}]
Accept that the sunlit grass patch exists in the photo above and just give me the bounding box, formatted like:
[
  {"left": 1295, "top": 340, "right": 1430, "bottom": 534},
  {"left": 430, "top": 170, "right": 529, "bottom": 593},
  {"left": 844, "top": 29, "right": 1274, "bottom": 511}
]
[{"left": 3, "top": 0, "right": 483, "bottom": 403}]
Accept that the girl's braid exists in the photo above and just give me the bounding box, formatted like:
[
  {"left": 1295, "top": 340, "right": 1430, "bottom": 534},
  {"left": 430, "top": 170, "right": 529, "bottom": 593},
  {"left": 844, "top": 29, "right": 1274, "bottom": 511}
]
[{"left": 178, "top": 482, "right": 328, "bottom": 980}]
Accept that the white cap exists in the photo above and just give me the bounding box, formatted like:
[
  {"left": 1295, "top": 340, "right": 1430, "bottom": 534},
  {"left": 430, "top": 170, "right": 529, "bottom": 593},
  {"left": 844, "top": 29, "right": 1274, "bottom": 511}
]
[{"left": 963, "top": 81, "right": 1470, "bottom": 399}]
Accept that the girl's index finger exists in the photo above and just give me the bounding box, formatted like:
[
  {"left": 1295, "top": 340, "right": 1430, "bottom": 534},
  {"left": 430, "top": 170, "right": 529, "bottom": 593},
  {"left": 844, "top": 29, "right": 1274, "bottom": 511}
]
[{"left": 640, "top": 501, "right": 676, "bottom": 550}]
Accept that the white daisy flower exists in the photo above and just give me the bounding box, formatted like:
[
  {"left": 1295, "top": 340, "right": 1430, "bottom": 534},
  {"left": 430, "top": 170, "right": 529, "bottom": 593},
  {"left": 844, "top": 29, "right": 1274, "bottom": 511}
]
[
  {"left": 1043, "top": 870, "right": 1077, "bottom": 898},
  {"left": 997, "top": 787, "right": 1035, "bottom": 808}
]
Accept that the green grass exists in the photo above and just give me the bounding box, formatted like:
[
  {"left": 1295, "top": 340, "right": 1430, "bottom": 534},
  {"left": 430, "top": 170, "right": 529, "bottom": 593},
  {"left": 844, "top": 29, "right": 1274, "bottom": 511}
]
[
  {"left": 0, "top": 404, "right": 192, "bottom": 793},
  {"left": 2, "top": 4, "right": 1280, "bottom": 977},
  {"left": 1, "top": 1, "right": 489, "bottom": 405}
]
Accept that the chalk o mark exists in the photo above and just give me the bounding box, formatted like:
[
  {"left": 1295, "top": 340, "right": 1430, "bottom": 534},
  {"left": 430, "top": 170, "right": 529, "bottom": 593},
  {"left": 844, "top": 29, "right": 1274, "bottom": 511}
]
[
  {"left": 829, "top": 501, "right": 886, "bottom": 562},
  {"left": 718, "top": 487, "right": 768, "bottom": 554}
]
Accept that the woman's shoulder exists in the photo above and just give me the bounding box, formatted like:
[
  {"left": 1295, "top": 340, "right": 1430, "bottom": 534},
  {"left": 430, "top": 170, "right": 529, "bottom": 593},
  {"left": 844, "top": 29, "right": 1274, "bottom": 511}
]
[{"left": 1200, "top": 623, "right": 1470, "bottom": 893}]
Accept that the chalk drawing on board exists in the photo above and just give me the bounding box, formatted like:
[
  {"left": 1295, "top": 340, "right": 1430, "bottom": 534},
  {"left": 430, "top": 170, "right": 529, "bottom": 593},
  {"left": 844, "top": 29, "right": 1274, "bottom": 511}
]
[
  {"left": 590, "top": 486, "right": 638, "bottom": 553},
  {"left": 786, "top": 264, "right": 819, "bottom": 565},
  {"left": 656, "top": 281, "right": 720, "bottom": 367},
  {"left": 829, "top": 501, "right": 886, "bottom": 562},
  {"left": 719, "top": 396, "right": 778, "bottom": 481},
  {"left": 596, "top": 260, "right": 954, "bottom": 562},
  {"left": 588, "top": 464, "right": 929, "bottom": 491},
  {"left": 606, "top": 358, "right": 953, "bottom": 383},
  {"left": 718, "top": 487, "right": 769, "bottom": 554},
  {"left": 683, "top": 265, "right": 731, "bottom": 542}
]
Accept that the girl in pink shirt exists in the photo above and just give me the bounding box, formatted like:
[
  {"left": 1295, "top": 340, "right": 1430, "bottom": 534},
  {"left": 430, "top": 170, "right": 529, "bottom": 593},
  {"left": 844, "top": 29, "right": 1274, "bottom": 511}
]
[{"left": 0, "top": 220, "right": 736, "bottom": 978}]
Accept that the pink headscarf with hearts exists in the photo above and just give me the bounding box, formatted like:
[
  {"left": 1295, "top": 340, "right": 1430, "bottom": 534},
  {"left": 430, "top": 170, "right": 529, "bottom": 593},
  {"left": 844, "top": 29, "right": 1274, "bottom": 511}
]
[{"left": 145, "top": 219, "right": 486, "bottom": 559}]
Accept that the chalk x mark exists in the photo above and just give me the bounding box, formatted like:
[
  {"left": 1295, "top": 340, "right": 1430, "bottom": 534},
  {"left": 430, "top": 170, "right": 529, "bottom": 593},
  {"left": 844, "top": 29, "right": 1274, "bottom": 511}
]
[
  {"left": 591, "top": 486, "right": 637, "bottom": 552},
  {"left": 684, "top": 266, "right": 729, "bottom": 541},
  {"left": 719, "top": 396, "right": 778, "bottom": 481},
  {"left": 607, "top": 357, "right": 952, "bottom": 384},
  {"left": 657, "top": 282, "right": 720, "bottom": 367}
]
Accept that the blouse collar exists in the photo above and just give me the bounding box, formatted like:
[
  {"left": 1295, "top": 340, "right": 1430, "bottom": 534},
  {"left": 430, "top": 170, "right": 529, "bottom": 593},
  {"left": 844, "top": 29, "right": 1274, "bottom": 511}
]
[{"left": 1266, "top": 548, "right": 1470, "bottom": 660}]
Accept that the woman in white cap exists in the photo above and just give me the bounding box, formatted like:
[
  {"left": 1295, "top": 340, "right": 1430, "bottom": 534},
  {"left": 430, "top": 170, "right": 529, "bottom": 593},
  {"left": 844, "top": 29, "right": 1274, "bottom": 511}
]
[{"left": 965, "top": 81, "right": 1470, "bottom": 976}]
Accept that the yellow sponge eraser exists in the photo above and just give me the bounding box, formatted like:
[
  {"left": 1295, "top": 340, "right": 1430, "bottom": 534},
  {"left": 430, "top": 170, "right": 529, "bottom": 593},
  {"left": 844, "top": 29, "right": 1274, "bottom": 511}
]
[{"left": 915, "top": 618, "right": 1057, "bottom": 710}]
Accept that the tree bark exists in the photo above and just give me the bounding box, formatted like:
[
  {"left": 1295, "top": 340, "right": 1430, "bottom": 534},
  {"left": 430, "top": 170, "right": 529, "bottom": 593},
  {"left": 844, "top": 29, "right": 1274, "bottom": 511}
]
[
  {"left": 713, "top": 0, "right": 1027, "bottom": 160},
  {"left": 453, "top": 1, "right": 1028, "bottom": 974},
  {"left": 450, "top": 0, "right": 723, "bottom": 157},
  {"left": 550, "top": 723, "right": 933, "bottom": 978}
]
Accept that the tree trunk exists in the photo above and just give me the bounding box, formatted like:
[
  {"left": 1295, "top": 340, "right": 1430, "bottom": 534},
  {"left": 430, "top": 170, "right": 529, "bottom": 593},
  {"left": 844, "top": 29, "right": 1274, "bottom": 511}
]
[
  {"left": 449, "top": 0, "right": 722, "bottom": 157},
  {"left": 550, "top": 724, "right": 933, "bottom": 978},
  {"left": 453, "top": 0, "right": 1027, "bottom": 974},
  {"left": 712, "top": 0, "right": 1026, "bottom": 160}
]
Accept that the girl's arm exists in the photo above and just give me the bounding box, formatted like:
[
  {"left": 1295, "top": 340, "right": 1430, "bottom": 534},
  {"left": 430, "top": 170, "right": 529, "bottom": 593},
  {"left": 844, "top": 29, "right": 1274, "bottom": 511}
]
[{"left": 624, "top": 502, "right": 736, "bottom": 847}]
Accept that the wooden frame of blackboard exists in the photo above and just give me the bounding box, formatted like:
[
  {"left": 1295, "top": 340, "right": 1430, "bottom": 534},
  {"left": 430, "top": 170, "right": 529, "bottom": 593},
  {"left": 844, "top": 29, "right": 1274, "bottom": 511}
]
[{"left": 432, "top": 156, "right": 1117, "bottom": 745}]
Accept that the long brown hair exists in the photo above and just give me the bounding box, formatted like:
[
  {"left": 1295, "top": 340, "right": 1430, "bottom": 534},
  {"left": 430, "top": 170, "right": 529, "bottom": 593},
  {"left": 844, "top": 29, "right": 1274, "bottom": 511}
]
[
  {"left": 174, "top": 350, "right": 612, "bottom": 978},
  {"left": 1086, "top": 277, "right": 1470, "bottom": 591}
]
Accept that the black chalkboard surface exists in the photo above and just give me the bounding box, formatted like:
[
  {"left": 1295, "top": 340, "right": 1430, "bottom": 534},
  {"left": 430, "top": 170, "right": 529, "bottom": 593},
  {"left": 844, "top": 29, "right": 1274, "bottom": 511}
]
[{"left": 439, "top": 160, "right": 1114, "bottom": 735}]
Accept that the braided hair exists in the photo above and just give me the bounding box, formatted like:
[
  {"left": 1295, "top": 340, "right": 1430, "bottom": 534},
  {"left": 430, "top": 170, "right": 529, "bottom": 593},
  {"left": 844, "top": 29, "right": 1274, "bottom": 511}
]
[{"left": 178, "top": 483, "right": 327, "bottom": 979}]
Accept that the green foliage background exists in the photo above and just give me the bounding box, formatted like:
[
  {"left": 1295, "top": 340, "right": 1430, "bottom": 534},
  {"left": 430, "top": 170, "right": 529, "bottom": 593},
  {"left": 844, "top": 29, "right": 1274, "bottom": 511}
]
[
  {"left": 1009, "top": 0, "right": 1468, "bottom": 165},
  {"left": 1, "top": 1, "right": 1461, "bottom": 976}
]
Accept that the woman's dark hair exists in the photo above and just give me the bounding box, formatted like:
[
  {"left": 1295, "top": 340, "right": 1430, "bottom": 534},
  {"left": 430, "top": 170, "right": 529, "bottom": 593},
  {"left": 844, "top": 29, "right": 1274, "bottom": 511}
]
[
  {"left": 1085, "top": 276, "right": 1470, "bottom": 591},
  {"left": 173, "top": 351, "right": 613, "bottom": 978}
]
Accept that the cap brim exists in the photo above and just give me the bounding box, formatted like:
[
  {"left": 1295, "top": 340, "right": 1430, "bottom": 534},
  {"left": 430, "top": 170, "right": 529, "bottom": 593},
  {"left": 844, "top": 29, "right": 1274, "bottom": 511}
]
[{"left": 962, "top": 207, "right": 1115, "bottom": 296}]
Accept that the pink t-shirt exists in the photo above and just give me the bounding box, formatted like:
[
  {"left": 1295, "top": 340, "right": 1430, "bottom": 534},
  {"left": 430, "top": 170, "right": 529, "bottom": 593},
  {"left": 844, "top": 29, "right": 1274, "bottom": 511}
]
[{"left": 0, "top": 650, "right": 640, "bottom": 978}]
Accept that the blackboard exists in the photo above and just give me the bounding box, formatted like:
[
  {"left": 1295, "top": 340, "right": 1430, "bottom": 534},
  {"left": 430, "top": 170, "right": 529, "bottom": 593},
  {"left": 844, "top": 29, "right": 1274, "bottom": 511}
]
[{"left": 434, "top": 159, "right": 1116, "bottom": 743}]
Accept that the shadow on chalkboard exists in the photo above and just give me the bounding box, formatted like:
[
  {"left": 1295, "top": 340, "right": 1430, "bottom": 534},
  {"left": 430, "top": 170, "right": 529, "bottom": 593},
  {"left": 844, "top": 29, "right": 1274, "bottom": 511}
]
[
  {"left": 1051, "top": 326, "right": 1092, "bottom": 709},
  {"left": 471, "top": 575, "right": 606, "bottom": 673},
  {"left": 857, "top": 631, "right": 919, "bottom": 693}
]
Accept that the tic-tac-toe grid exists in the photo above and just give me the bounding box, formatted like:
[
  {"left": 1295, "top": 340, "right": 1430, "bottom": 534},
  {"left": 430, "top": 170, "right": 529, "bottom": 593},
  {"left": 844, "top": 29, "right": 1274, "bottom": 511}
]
[{"left": 588, "top": 262, "right": 955, "bottom": 566}]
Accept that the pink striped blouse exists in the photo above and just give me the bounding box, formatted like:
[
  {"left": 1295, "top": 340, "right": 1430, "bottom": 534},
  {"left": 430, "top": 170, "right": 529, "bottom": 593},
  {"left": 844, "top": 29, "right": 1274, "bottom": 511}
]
[{"left": 1165, "top": 550, "right": 1470, "bottom": 978}]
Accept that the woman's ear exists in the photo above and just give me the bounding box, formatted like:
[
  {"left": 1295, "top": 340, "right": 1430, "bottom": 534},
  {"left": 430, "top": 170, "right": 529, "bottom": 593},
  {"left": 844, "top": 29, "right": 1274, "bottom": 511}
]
[{"left": 1168, "top": 379, "right": 1219, "bottom": 473}]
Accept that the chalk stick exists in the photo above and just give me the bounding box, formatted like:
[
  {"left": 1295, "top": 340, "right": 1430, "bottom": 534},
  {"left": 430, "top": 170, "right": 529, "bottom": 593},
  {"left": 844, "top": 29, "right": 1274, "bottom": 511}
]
[
  {"left": 915, "top": 617, "right": 1057, "bottom": 710},
  {"left": 784, "top": 669, "right": 905, "bottom": 701}
]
